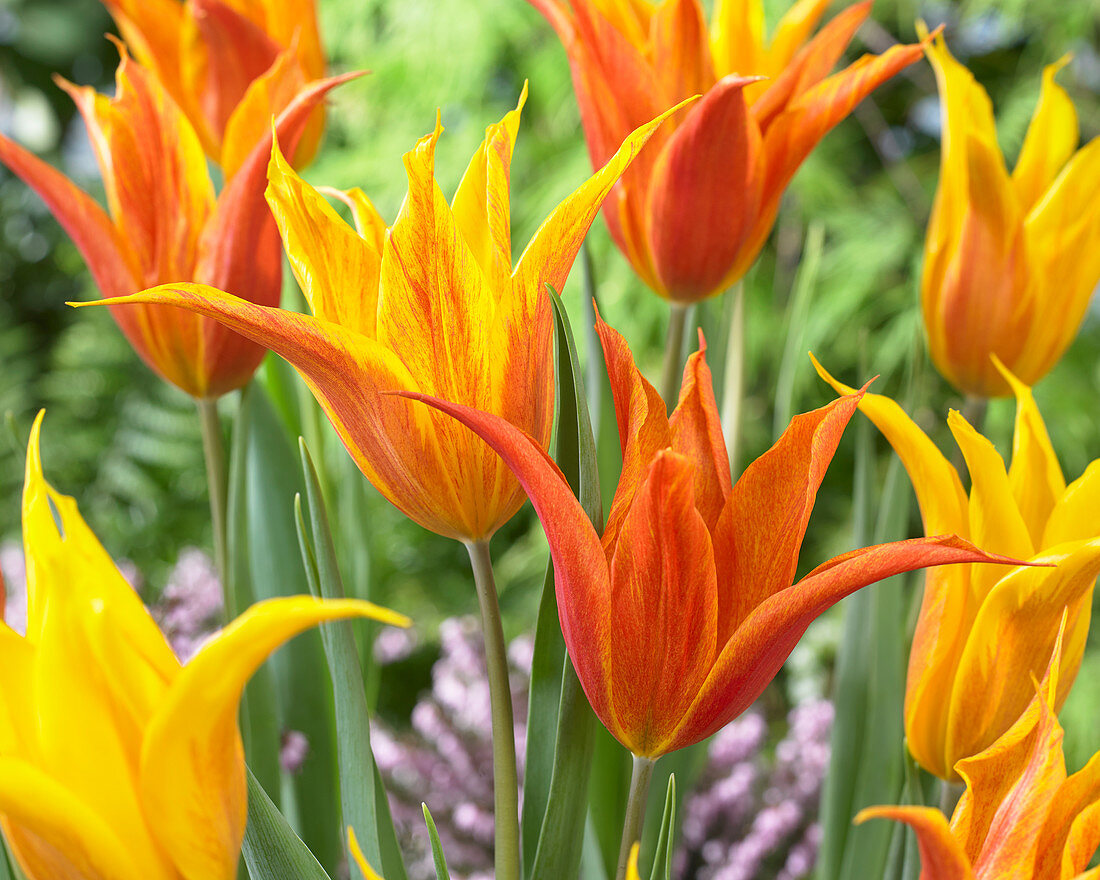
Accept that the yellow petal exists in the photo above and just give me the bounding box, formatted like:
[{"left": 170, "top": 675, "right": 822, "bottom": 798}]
[
  {"left": 0, "top": 759, "right": 144, "bottom": 880},
  {"left": 710, "top": 0, "right": 764, "bottom": 77},
  {"left": 451, "top": 84, "right": 525, "bottom": 294},
  {"left": 626, "top": 842, "right": 642, "bottom": 880},
  {"left": 140, "top": 596, "right": 408, "bottom": 880},
  {"left": 996, "top": 358, "right": 1065, "bottom": 547},
  {"left": 1044, "top": 460, "right": 1100, "bottom": 547},
  {"left": 1012, "top": 55, "right": 1077, "bottom": 213},
  {"left": 265, "top": 134, "right": 382, "bottom": 337},
  {"left": 0, "top": 624, "right": 37, "bottom": 758},
  {"left": 348, "top": 827, "right": 386, "bottom": 880},
  {"left": 764, "top": 0, "right": 832, "bottom": 75},
  {"left": 318, "top": 185, "right": 388, "bottom": 249}
]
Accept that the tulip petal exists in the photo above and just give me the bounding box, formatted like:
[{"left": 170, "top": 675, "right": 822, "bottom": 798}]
[
  {"left": 669, "top": 332, "right": 730, "bottom": 530},
  {"left": 996, "top": 358, "right": 1066, "bottom": 546},
  {"left": 1035, "top": 749, "right": 1100, "bottom": 880},
  {"left": 0, "top": 759, "right": 144, "bottom": 880},
  {"left": 1044, "top": 460, "right": 1100, "bottom": 548},
  {"left": 265, "top": 132, "right": 382, "bottom": 336},
  {"left": 854, "top": 806, "right": 974, "bottom": 879},
  {"left": 0, "top": 625, "right": 35, "bottom": 758},
  {"left": 665, "top": 535, "right": 1010, "bottom": 753},
  {"left": 765, "top": 0, "right": 833, "bottom": 75},
  {"left": 1012, "top": 55, "right": 1077, "bottom": 213},
  {"left": 141, "top": 596, "right": 408, "bottom": 880},
  {"left": 99, "top": 0, "right": 186, "bottom": 109},
  {"left": 710, "top": 0, "right": 764, "bottom": 77},
  {"left": 649, "top": 0, "right": 715, "bottom": 104},
  {"left": 394, "top": 391, "right": 617, "bottom": 740},
  {"left": 645, "top": 74, "right": 763, "bottom": 301},
  {"left": 608, "top": 450, "right": 718, "bottom": 755},
  {"left": 715, "top": 388, "right": 861, "bottom": 642},
  {"left": 594, "top": 311, "right": 671, "bottom": 558},
  {"left": 945, "top": 539, "right": 1100, "bottom": 777}
]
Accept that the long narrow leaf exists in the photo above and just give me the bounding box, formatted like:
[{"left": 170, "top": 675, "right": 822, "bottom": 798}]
[
  {"left": 422, "top": 805, "right": 452, "bottom": 880},
  {"left": 242, "top": 768, "right": 332, "bottom": 880},
  {"left": 297, "top": 443, "right": 408, "bottom": 880},
  {"left": 647, "top": 775, "right": 677, "bottom": 880}
]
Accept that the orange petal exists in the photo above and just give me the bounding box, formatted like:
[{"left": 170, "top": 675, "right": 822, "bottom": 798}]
[
  {"left": 608, "top": 450, "right": 718, "bottom": 755},
  {"left": 1012, "top": 55, "right": 1077, "bottom": 213},
  {"left": 1035, "top": 748, "right": 1100, "bottom": 880},
  {"left": 764, "top": 0, "right": 834, "bottom": 75},
  {"left": 854, "top": 806, "right": 974, "bottom": 879},
  {"left": 649, "top": 0, "right": 715, "bottom": 105}
]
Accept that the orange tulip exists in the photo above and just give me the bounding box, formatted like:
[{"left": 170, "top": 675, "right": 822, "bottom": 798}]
[
  {"left": 920, "top": 32, "right": 1100, "bottom": 398},
  {"left": 857, "top": 627, "right": 1100, "bottom": 880},
  {"left": 83, "top": 92, "right": 690, "bottom": 539},
  {"left": 815, "top": 356, "right": 1100, "bottom": 781},
  {"left": 0, "top": 46, "right": 352, "bottom": 398},
  {"left": 402, "top": 313, "right": 1019, "bottom": 757},
  {"left": 100, "top": 0, "right": 327, "bottom": 170},
  {"left": 528, "top": 0, "right": 931, "bottom": 302}
]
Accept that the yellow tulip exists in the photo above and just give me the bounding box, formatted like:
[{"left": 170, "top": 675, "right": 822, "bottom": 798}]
[
  {"left": 0, "top": 412, "right": 409, "bottom": 880},
  {"left": 814, "top": 356, "right": 1100, "bottom": 781},
  {"left": 921, "top": 31, "right": 1100, "bottom": 397}
]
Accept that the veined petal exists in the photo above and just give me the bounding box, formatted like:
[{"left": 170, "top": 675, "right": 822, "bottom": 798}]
[
  {"left": 395, "top": 391, "right": 617, "bottom": 743},
  {"left": 811, "top": 356, "right": 968, "bottom": 536},
  {"left": 764, "top": 0, "right": 833, "bottom": 76},
  {"left": 0, "top": 760, "right": 144, "bottom": 880},
  {"left": 318, "top": 185, "right": 388, "bottom": 246},
  {"left": 1035, "top": 749, "right": 1100, "bottom": 880},
  {"left": 99, "top": 0, "right": 185, "bottom": 110},
  {"left": 141, "top": 597, "right": 408, "bottom": 880},
  {"left": 669, "top": 332, "right": 729, "bottom": 531},
  {"left": 663, "top": 535, "right": 1011, "bottom": 754},
  {"left": 649, "top": 0, "right": 715, "bottom": 105},
  {"left": 715, "top": 387, "right": 862, "bottom": 643},
  {"left": 1044, "top": 461, "right": 1100, "bottom": 547},
  {"left": 608, "top": 450, "right": 718, "bottom": 756},
  {"left": 644, "top": 75, "right": 763, "bottom": 302},
  {"left": 595, "top": 310, "right": 671, "bottom": 558},
  {"left": 265, "top": 132, "right": 382, "bottom": 336},
  {"left": 1012, "top": 55, "right": 1077, "bottom": 213},
  {"left": 451, "top": 85, "right": 525, "bottom": 295},
  {"left": 854, "top": 806, "right": 974, "bottom": 879},
  {"left": 945, "top": 540, "right": 1100, "bottom": 778},
  {"left": 996, "top": 358, "right": 1065, "bottom": 546}
]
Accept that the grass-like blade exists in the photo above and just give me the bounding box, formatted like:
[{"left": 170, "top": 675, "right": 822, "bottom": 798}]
[
  {"left": 242, "top": 767, "right": 332, "bottom": 880},
  {"left": 647, "top": 775, "right": 677, "bottom": 880},
  {"left": 422, "top": 805, "right": 452, "bottom": 880}
]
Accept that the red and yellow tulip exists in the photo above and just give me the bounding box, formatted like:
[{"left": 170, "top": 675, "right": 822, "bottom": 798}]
[
  {"left": 0, "top": 413, "right": 408, "bottom": 880},
  {"left": 89, "top": 92, "right": 689, "bottom": 540},
  {"left": 528, "top": 0, "right": 931, "bottom": 302},
  {"left": 857, "top": 628, "right": 1100, "bottom": 879},
  {"left": 815, "top": 356, "right": 1100, "bottom": 780},
  {"left": 0, "top": 47, "right": 351, "bottom": 398},
  {"left": 920, "top": 32, "right": 1100, "bottom": 398},
  {"left": 100, "top": 0, "right": 327, "bottom": 169},
  {"left": 402, "top": 314, "right": 1017, "bottom": 757}
]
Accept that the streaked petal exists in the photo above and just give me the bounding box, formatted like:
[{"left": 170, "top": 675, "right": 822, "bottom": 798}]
[
  {"left": 645, "top": 75, "right": 763, "bottom": 302},
  {"left": 1012, "top": 55, "right": 1077, "bottom": 213},
  {"left": 649, "top": 0, "right": 715, "bottom": 104},
  {"left": 608, "top": 450, "right": 718, "bottom": 755},
  {"left": 1035, "top": 749, "right": 1100, "bottom": 880},
  {"left": 664, "top": 535, "right": 1012, "bottom": 753},
  {"left": 764, "top": 0, "right": 833, "bottom": 75},
  {"left": 1044, "top": 460, "right": 1100, "bottom": 547},
  {"left": 0, "top": 759, "right": 144, "bottom": 880},
  {"left": 141, "top": 596, "right": 408, "bottom": 880},
  {"left": 394, "top": 391, "right": 617, "bottom": 741},
  {"left": 99, "top": 0, "right": 185, "bottom": 112},
  {"left": 854, "top": 806, "right": 973, "bottom": 879}
]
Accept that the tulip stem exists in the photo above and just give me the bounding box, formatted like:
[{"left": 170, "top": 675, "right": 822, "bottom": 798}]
[
  {"left": 465, "top": 539, "right": 521, "bottom": 880},
  {"left": 615, "top": 754, "right": 657, "bottom": 880},
  {"left": 938, "top": 779, "right": 964, "bottom": 816},
  {"left": 197, "top": 397, "right": 229, "bottom": 601},
  {"left": 721, "top": 282, "right": 746, "bottom": 479},
  {"left": 660, "top": 302, "right": 692, "bottom": 411}
]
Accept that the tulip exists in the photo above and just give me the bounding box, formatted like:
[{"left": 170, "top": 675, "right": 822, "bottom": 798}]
[
  {"left": 814, "top": 356, "right": 1100, "bottom": 780},
  {"left": 857, "top": 626, "right": 1100, "bottom": 879},
  {"left": 88, "top": 89, "right": 690, "bottom": 541},
  {"left": 920, "top": 31, "right": 1100, "bottom": 397},
  {"left": 0, "top": 412, "right": 409, "bottom": 880},
  {"left": 100, "top": 0, "right": 327, "bottom": 170},
  {"left": 0, "top": 46, "right": 352, "bottom": 399},
  {"left": 403, "top": 313, "right": 1018, "bottom": 758},
  {"left": 527, "top": 0, "right": 931, "bottom": 303}
]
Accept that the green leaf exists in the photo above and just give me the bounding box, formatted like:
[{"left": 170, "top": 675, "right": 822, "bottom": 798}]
[
  {"left": 422, "top": 805, "right": 452, "bottom": 880},
  {"left": 524, "top": 285, "right": 603, "bottom": 880},
  {"left": 647, "top": 775, "right": 676, "bottom": 880},
  {"left": 239, "top": 383, "right": 342, "bottom": 872},
  {"left": 0, "top": 831, "right": 16, "bottom": 880},
  {"left": 587, "top": 727, "right": 632, "bottom": 880},
  {"left": 242, "top": 768, "right": 332, "bottom": 880},
  {"left": 296, "top": 442, "right": 408, "bottom": 880}
]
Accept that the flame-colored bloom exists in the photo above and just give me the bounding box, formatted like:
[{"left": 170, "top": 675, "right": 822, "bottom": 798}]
[
  {"left": 528, "top": 0, "right": 930, "bottom": 302},
  {"left": 88, "top": 91, "right": 689, "bottom": 540},
  {"left": 814, "top": 356, "right": 1100, "bottom": 781},
  {"left": 100, "top": 0, "right": 327, "bottom": 169},
  {"left": 0, "top": 412, "right": 409, "bottom": 880},
  {"left": 402, "top": 314, "right": 1016, "bottom": 758},
  {"left": 0, "top": 47, "right": 351, "bottom": 398},
  {"left": 920, "top": 32, "right": 1100, "bottom": 397},
  {"left": 857, "top": 628, "right": 1100, "bottom": 880}
]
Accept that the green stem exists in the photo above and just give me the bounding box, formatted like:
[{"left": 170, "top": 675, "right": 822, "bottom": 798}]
[
  {"left": 938, "top": 779, "right": 964, "bottom": 816},
  {"left": 465, "top": 539, "right": 521, "bottom": 880},
  {"left": 720, "top": 282, "right": 746, "bottom": 479},
  {"left": 197, "top": 397, "right": 229, "bottom": 602},
  {"left": 615, "top": 754, "right": 656, "bottom": 880},
  {"left": 659, "top": 303, "right": 691, "bottom": 411}
]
